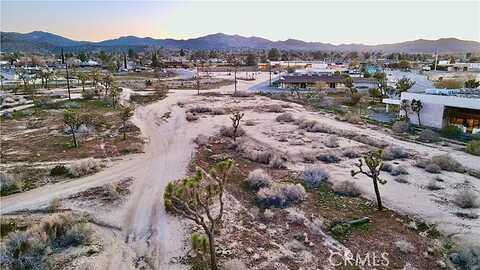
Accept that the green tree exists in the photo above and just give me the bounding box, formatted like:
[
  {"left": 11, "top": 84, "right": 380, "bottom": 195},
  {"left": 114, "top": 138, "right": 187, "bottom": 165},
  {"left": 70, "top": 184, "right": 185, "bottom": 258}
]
[
  {"left": 464, "top": 79, "right": 480, "bottom": 89},
  {"left": 245, "top": 53, "right": 257, "bottom": 66},
  {"left": 368, "top": 88, "right": 383, "bottom": 103},
  {"left": 77, "top": 52, "right": 88, "bottom": 62},
  {"left": 120, "top": 105, "right": 133, "bottom": 140},
  {"left": 395, "top": 77, "right": 415, "bottom": 94},
  {"left": 267, "top": 48, "right": 280, "bottom": 61},
  {"left": 164, "top": 159, "right": 234, "bottom": 270},
  {"left": 351, "top": 150, "right": 386, "bottom": 211}
]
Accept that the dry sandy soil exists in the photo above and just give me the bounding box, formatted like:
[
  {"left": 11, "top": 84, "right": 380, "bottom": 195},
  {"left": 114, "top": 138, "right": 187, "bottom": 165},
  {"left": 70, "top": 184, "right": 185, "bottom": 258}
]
[{"left": 1, "top": 72, "right": 479, "bottom": 269}]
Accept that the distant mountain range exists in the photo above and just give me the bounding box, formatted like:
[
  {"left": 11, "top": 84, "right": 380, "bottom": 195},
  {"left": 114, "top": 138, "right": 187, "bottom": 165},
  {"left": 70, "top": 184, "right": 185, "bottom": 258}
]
[{"left": 1, "top": 31, "right": 479, "bottom": 54}]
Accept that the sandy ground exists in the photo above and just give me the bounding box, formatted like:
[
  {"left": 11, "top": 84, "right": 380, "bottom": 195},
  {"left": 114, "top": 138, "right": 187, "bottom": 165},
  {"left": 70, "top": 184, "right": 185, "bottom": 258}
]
[{"left": 1, "top": 71, "right": 479, "bottom": 269}]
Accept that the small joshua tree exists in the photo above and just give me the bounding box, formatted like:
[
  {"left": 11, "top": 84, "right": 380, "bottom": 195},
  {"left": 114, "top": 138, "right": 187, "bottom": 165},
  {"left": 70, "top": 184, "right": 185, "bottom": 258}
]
[
  {"left": 230, "top": 111, "right": 244, "bottom": 142},
  {"left": 351, "top": 149, "right": 386, "bottom": 210},
  {"left": 400, "top": 99, "right": 410, "bottom": 121},
  {"left": 164, "top": 159, "right": 234, "bottom": 270},
  {"left": 63, "top": 110, "right": 90, "bottom": 148},
  {"left": 120, "top": 105, "right": 133, "bottom": 140},
  {"left": 110, "top": 86, "right": 120, "bottom": 108},
  {"left": 410, "top": 99, "right": 423, "bottom": 126}
]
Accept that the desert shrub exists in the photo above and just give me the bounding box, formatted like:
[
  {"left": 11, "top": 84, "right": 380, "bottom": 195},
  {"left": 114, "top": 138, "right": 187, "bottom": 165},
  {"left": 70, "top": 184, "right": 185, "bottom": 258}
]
[
  {"left": 449, "top": 245, "right": 480, "bottom": 270},
  {"left": 285, "top": 208, "right": 306, "bottom": 225},
  {"left": 82, "top": 88, "right": 95, "bottom": 99},
  {"left": 48, "top": 198, "right": 62, "bottom": 210},
  {"left": 210, "top": 107, "right": 225, "bottom": 115},
  {"left": 392, "top": 121, "right": 410, "bottom": 134},
  {"left": 62, "top": 223, "right": 93, "bottom": 246},
  {"left": 188, "top": 106, "right": 212, "bottom": 114},
  {"left": 269, "top": 155, "right": 285, "bottom": 169},
  {"left": 333, "top": 181, "right": 361, "bottom": 197},
  {"left": 383, "top": 145, "right": 409, "bottom": 160},
  {"left": 391, "top": 165, "right": 409, "bottom": 176},
  {"left": 440, "top": 125, "right": 463, "bottom": 139},
  {"left": 414, "top": 158, "right": 429, "bottom": 169},
  {"left": 344, "top": 111, "right": 362, "bottom": 124},
  {"left": 0, "top": 172, "right": 17, "bottom": 192},
  {"left": 454, "top": 190, "right": 480, "bottom": 209},
  {"left": 395, "top": 240, "right": 415, "bottom": 253},
  {"left": 425, "top": 163, "right": 441, "bottom": 174},
  {"left": 306, "top": 123, "right": 334, "bottom": 133},
  {"left": 186, "top": 112, "right": 199, "bottom": 121},
  {"left": 50, "top": 164, "right": 69, "bottom": 176},
  {"left": 68, "top": 158, "right": 101, "bottom": 177},
  {"left": 418, "top": 129, "right": 440, "bottom": 143},
  {"left": 245, "top": 169, "right": 272, "bottom": 190},
  {"left": 394, "top": 176, "right": 409, "bottom": 184},
  {"left": 352, "top": 134, "right": 389, "bottom": 148},
  {"left": 380, "top": 163, "right": 393, "bottom": 172},
  {"left": 61, "top": 101, "right": 81, "bottom": 109},
  {"left": 224, "top": 259, "right": 248, "bottom": 270},
  {"left": 263, "top": 209, "right": 275, "bottom": 222},
  {"left": 434, "top": 79, "right": 464, "bottom": 89},
  {"left": 303, "top": 165, "right": 329, "bottom": 188},
  {"left": 296, "top": 118, "right": 317, "bottom": 130},
  {"left": 232, "top": 91, "right": 254, "bottom": 97},
  {"left": 243, "top": 148, "right": 273, "bottom": 164},
  {"left": 276, "top": 112, "right": 295, "bottom": 122},
  {"left": 426, "top": 179, "right": 443, "bottom": 191},
  {"left": 317, "top": 152, "right": 341, "bottom": 163},
  {"left": 256, "top": 183, "right": 306, "bottom": 208},
  {"left": 103, "top": 183, "right": 121, "bottom": 201},
  {"left": 267, "top": 104, "right": 284, "bottom": 113},
  {"left": 431, "top": 154, "right": 465, "bottom": 173},
  {"left": 194, "top": 134, "right": 209, "bottom": 146},
  {"left": 220, "top": 126, "right": 245, "bottom": 138},
  {"left": 343, "top": 148, "right": 360, "bottom": 159},
  {"left": 302, "top": 151, "right": 316, "bottom": 163},
  {"left": 466, "top": 140, "right": 480, "bottom": 156},
  {"left": 244, "top": 119, "right": 255, "bottom": 126},
  {"left": 0, "top": 230, "right": 47, "bottom": 269},
  {"left": 324, "top": 136, "right": 339, "bottom": 148}
]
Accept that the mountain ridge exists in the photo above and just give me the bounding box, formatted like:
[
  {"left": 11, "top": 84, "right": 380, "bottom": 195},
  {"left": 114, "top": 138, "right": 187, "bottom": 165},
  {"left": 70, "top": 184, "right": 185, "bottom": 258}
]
[{"left": 1, "top": 31, "right": 479, "bottom": 54}]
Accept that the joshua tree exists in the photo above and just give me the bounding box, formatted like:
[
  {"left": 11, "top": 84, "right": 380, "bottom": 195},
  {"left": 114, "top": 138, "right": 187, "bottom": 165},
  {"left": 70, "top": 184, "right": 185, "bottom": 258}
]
[
  {"left": 77, "top": 71, "right": 89, "bottom": 93},
  {"left": 164, "top": 159, "right": 234, "bottom": 270},
  {"left": 101, "top": 74, "right": 114, "bottom": 96},
  {"left": 196, "top": 71, "right": 201, "bottom": 95},
  {"left": 90, "top": 69, "right": 100, "bottom": 89},
  {"left": 63, "top": 110, "right": 86, "bottom": 148},
  {"left": 464, "top": 79, "right": 480, "bottom": 89},
  {"left": 410, "top": 99, "right": 423, "bottom": 126},
  {"left": 395, "top": 76, "right": 415, "bottom": 95},
  {"left": 17, "top": 70, "right": 31, "bottom": 92},
  {"left": 120, "top": 105, "right": 133, "bottom": 140},
  {"left": 400, "top": 99, "right": 410, "bottom": 121},
  {"left": 351, "top": 150, "right": 386, "bottom": 210},
  {"left": 0, "top": 74, "right": 4, "bottom": 90},
  {"left": 230, "top": 111, "right": 244, "bottom": 142},
  {"left": 110, "top": 86, "right": 120, "bottom": 108}
]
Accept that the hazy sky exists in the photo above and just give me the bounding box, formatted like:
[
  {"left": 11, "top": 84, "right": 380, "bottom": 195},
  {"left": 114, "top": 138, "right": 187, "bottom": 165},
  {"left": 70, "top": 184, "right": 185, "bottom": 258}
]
[{"left": 1, "top": 0, "right": 479, "bottom": 44}]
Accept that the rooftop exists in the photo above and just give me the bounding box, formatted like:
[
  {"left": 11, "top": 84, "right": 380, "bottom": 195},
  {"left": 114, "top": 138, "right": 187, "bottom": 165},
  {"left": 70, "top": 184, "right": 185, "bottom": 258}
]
[{"left": 279, "top": 74, "right": 345, "bottom": 84}]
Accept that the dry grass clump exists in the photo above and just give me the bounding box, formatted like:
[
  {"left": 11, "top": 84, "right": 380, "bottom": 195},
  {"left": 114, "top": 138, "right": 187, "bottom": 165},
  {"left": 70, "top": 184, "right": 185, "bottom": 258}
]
[
  {"left": 343, "top": 111, "right": 362, "bottom": 124},
  {"left": 296, "top": 117, "right": 317, "bottom": 130},
  {"left": 380, "top": 163, "right": 393, "bottom": 172},
  {"left": 269, "top": 155, "right": 285, "bottom": 169},
  {"left": 241, "top": 147, "right": 274, "bottom": 165},
  {"left": 244, "top": 119, "right": 256, "bottom": 126},
  {"left": 418, "top": 129, "right": 440, "bottom": 143},
  {"left": 382, "top": 145, "right": 409, "bottom": 160},
  {"left": 232, "top": 91, "right": 254, "bottom": 98},
  {"left": 391, "top": 165, "right": 409, "bottom": 176},
  {"left": 210, "top": 107, "right": 226, "bottom": 115},
  {"left": 324, "top": 136, "right": 339, "bottom": 148},
  {"left": 426, "top": 179, "right": 443, "bottom": 191},
  {"left": 392, "top": 121, "right": 410, "bottom": 134},
  {"left": 431, "top": 154, "right": 465, "bottom": 173},
  {"left": 343, "top": 148, "right": 360, "bottom": 159},
  {"left": 266, "top": 104, "right": 285, "bottom": 113},
  {"left": 454, "top": 190, "right": 480, "bottom": 209},
  {"left": 256, "top": 183, "right": 306, "bottom": 208},
  {"left": 220, "top": 126, "right": 245, "bottom": 138},
  {"left": 68, "top": 158, "right": 101, "bottom": 177},
  {"left": 333, "top": 181, "right": 361, "bottom": 197},
  {"left": 303, "top": 165, "right": 329, "bottom": 188},
  {"left": 306, "top": 122, "right": 335, "bottom": 134},
  {"left": 425, "top": 163, "right": 441, "bottom": 174},
  {"left": 187, "top": 105, "right": 212, "bottom": 114},
  {"left": 395, "top": 240, "right": 416, "bottom": 253},
  {"left": 352, "top": 135, "right": 389, "bottom": 148},
  {"left": 194, "top": 134, "right": 209, "bottom": 146},
  {"left": 302, "top": 151, "right": 316, "bottom": 163},
  {"left": 0, "top": 214, "right": 93, "bottom": 269},
  {"left": 317, "top": 151, "right": 341, "bottom": 163},
  {"left": 275, "top": 112, "right": 295, "bottom": 122},
  {"left": 394, "top": 176, "right": 409, "bottom": 184},
  {"left": 245, "top": 169, "right": 273, "bottom": 190},
  {"left": 103, "top": 183, "right": 121, "bottom": 201},
  {"left": 48, "top": 198, "right": 63, "bottom": 210}
]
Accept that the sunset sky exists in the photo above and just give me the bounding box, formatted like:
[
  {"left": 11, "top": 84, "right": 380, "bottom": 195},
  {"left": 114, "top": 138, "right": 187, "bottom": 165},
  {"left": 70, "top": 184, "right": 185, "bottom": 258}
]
[{"left": 1, "top": 0, "right": 479, "bottom": 44}]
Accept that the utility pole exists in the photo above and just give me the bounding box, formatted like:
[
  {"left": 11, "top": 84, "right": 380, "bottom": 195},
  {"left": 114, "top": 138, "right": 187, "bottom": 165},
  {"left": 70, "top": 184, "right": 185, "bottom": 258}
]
[
  {"left": 62, "top": 48, "right": 71, "bottom": 100},
  {"left": 434, "top": 50, "right": 438, "bottom": 72},
  {"left": 234, "top": 64, "right": 237, "bottom": 94},
  {"left": 269, "top": 63, "right": 272, "bottom": 86}
]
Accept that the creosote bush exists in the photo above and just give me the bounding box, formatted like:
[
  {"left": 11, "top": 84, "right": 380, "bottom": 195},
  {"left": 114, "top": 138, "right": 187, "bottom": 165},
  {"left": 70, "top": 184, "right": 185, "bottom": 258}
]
[
  {"left": 188, "top": 106, "right": 212, "bottom": 114},
  {"left": 431, "top": 154, "right": 465, "bottom": 173},
  {"left": 296, "top": 118, "right": 318, "bottom": 130},
  {"left": 256, "top": 183, "right": 306, "bottom": 208},
  {"left": 275, "top": 112, "right": 295, "bottom": 123},
  {"left": 50, "top": 164, "right": 69, "bottom": 176},
  {"left": 267, "top": 104, "right": 285, "bottom": 113},
  {"left": 324, "top": 136, "right": 339, "bottom": 148},
  {"left": 68, "top": 158, "right": 101, "bottom": 177},
  {"left": 245, "top": 169, "right": 272, "bottom": 190},
  {"left": 333, "top": 181, "right": 361, "bottom": 197},
  {"left": 317, "top": 151, "right": 341, "bottom": 163},
  {"left": 440, "top": 125, "right": 463, "bottom": 139},
  {"left": 454, "top": 190, "right": 480, "bottom": 209},
  {"left": 383, "top": 145, "right": 409, "bottom": 161},
  {"left": 303, "top": 165, "right": 329, "bottom": 188},
  {"left": 220, "top": 126, "right": 245, "bottom": 138},
  {"left": 391, "top": 165, "right": 409, "bottom": 176},
  {"left": 425, "top": 163, "right": 441, "bottom": 174},
  {"left": 418, "top": 129, "right": 440, "bottom": 143},
  {"left": 466, "top": 140, "right": 480, "bottom": 156},
  {"left": 392, "top": 121, "right": 410, "bottom": 134},
  {"left": 380, "top": 163, "right": 393, "bottom": 172}
]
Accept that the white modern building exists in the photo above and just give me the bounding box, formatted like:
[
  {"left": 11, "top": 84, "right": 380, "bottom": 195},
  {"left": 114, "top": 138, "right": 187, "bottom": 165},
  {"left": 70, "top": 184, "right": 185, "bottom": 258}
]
[{"left": 383, "top": 89, "right": 480, "bottom": 134}]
